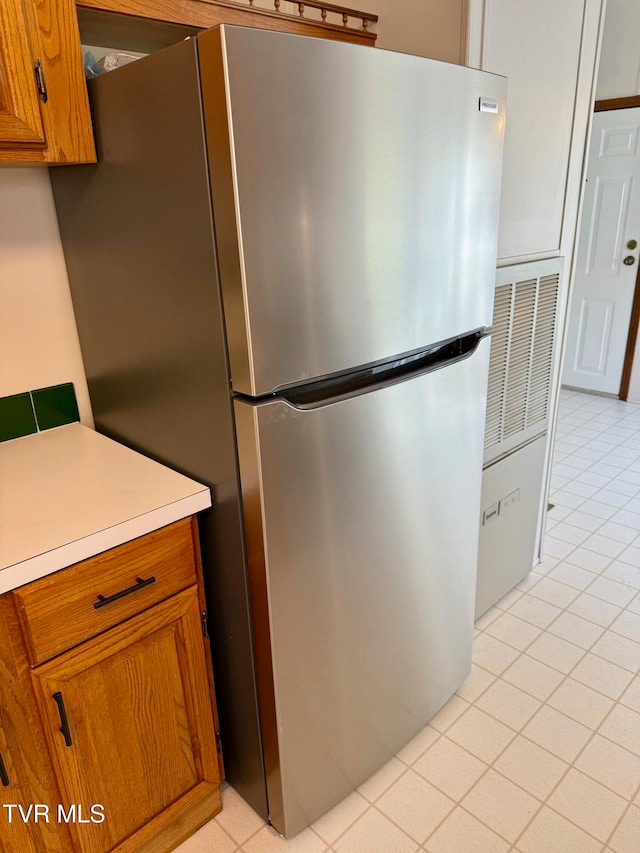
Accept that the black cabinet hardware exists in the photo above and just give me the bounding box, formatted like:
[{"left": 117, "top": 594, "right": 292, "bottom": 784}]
[
  {"left": 94, "top": 575, "right": 156, "bottom": 610},
  {"left": 52, "top": 692, "right": 72, "bottom": 747},
  {"left": 0, "top": 752, "right": 9, "bottom": 786}
]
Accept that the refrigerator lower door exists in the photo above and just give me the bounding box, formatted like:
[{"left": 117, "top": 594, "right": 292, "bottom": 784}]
[{"left": 234, "top": 338, "right": 490, "bottom": 837}]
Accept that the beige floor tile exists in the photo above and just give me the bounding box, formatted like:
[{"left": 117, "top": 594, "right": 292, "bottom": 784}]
[
  {"left": 528, "top": 577, "right": 581, "bottom": 608},
  {"left": 524, "top": 632, "right": 585, "bottom": 674},
  {"left": 311, "top": 791, "right": 369, "bottom": 845},
  {"left": 472, "top": 633, "right": 520, "bottom": 676},
  {"left": 547, "top": 561, "right": 598, "bottom": 591},
  {"left": 502, "top": 654, "right": 565, "bottom": 701},
  {"left": 598, "top": 704, "right": 640, "bottom": 756},
  {"left": 575, "top": 501, "right": 617, "bottom": 522},
  {"left": 445, "top": 707, "right": 516, "bottom": 764},
  {"left": 547, "top": 768, "right": 627, "bottom": 843},
  {"left": 485, "top": 612, "right": 542, "bottom": 651},
  {"left": 609, "top": 805, "right": 640, "bottom": 853},
  {"left": 356, "top": 757, "right": 406, "bottom": 803},
  {"left": 427, "top": 695, "right": 470, "bottom": 733},
  {"left": 508, "top": 594, "right": 563, "bottom": 629},
  {"left": 376, "top": 770, "right": 454, "bottom": 844},
  {"left": 424, "top": 807, "right": 510, "bottom": 853},
  {"left": 628, "top": 592, "right": 640, "bottom": 613},
  {"left": 395, "top": 725, "right": 440, "bottom": 766},
  {"left": 178, "top": 818, "right": 238, "bottom": 853},
  {"left": 333, "top": 808, "right": 418, "bottom": 853},
  {"left": 517, "top": 570, "right": 546, "bottom": 591},
  {"left": 566, "top": 546, "right": 613, "bottom": 572},
  {"left": 585, "top": 576, "right": 637, "bottom": 606},
  {"left": 571, "top": 653, "right": 634, "bottom": 699},
  {"left": 461, "top": 769, "right": 540, "bottom": 843},
  {"left": 564, "top": 510, "right": 605, "bottom": 532},
  {"left": 475, "top": 606, "right": 502, "bottom": 630},
  {"left": 611, "top": 609, "right": 640, "bottom": 643},
  {"left": 543, "top": 535, "right": 577, "bottom": 560},
  {"left": 611, "top": 508, "right": 640, "bottom": 528},
  {"left": 598, "top": 521, "right": 640, "bottom": 544},
  {"left": 547, "top": 677, "right": 614, "bottom": 729},
  {"left": 493, "top": 736, "right": 569, "bottom": 800},
  {"left": 567, "top": 593, "right": 622, "bottom": 627},
  {"left": 215, "top": 786, "right": 267, "bottom": 846},
  {"left": 584, "top": 533, "right": 630, "bottom": 558},
  {"left": 591, "top": 631, "right": 640, "bottom": 672},
  {"left": 244, "top": 826, "right": 328, "bottom": 853},
  {"left": 456, "top": 663, "right": 496, "bottom": 703},
  {"left": 515, "top": 806, "right": 602, "bottom": 853},
  {"left": 618, "top": 544, "right": 640, "bottom": 567},
  {"left": 620, "top": 676, "right": 640, "bottom": 712},
  {"left": 603, "top": 561, "right": 640, "bottom": 589},
  {"left": 475, "top": 679, "right": 541, "bottom": 731},
  {"left": 413, "top": 736, "right": 487, "bottom": 802},
  {"left": 494, "top": 587, "right": 524, "bottom": 611},
  {"left": 547, "top": 611, "right": 605, "bottom": 649},
  {"left": 575, "top": 733, "right": 640, "bottom": 799},
  {"left": 546, "top": 522, "right": 591, "bottom": 546},
  {"left": 521, "top": 706, "right": 592, "bottom": 763}
]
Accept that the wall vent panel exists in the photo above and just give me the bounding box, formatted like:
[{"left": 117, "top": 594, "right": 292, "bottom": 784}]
[{"left": 484, "top": 259, "right": 562, "bottom": 466}]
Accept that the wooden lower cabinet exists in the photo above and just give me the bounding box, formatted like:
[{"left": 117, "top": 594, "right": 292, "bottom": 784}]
[
  {"left": 0, "top": 519, "right": 221, "bottom": 852},
  {"left": 0, "top": 596, "right": 73, "bottom": 853}
]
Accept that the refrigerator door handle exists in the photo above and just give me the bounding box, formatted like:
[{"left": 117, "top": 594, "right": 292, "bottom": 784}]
[{"left": 276, "top": 330, "right": 485, "bottom": 410}]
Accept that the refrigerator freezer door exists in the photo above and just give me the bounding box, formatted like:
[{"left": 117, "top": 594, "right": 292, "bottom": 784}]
[
  {"left": 199, "top": 26, "right": 505, "bottom": 396},
  {"left": 234, "top": 337, "right": 491, "bottom": 836}
]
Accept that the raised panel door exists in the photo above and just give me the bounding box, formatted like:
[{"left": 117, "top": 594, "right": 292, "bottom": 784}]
[
  {"left": 0, "top": 0, "right": 46, "bottom": 148},
  {"left": 31, "top": 587, "right": 220, "bottom": 853}
]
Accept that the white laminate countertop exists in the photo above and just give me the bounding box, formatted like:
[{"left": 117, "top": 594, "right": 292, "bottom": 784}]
[{"left": 0, "top": 422, "right": 212, "bottom": 594}]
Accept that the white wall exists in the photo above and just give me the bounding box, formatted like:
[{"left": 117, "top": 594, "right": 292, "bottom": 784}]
[
  {"left": 0, "top": 169, "right": 92, "bottom": 425},
  {"left": 596, "top": 0, "right": 640, "bottom": 99},
  {"left": 369, "top": 0, "right": 467, "bottom": 63},
  {"left": 259, "top": 0, "right": 467, "bottom": 63}
]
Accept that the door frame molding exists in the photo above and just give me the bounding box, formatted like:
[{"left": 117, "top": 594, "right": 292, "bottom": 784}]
[{"left": 593, "top": 98, "right": 640, "bottom": 399}]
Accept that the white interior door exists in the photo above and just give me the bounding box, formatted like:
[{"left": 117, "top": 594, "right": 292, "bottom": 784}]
[{"left": 563, "top": 107, "right": 640, "bottom": 394}]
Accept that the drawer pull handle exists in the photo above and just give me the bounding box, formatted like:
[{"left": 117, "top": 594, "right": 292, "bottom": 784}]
[
  {"left": 0, "top": 752, "right": 9, "bottom": 786},
  {"left": 52, "top": 692, "right": 73, "bottom": 747},
  {"left": 93, "top": 575, "right": 156, "bottom": 610}
]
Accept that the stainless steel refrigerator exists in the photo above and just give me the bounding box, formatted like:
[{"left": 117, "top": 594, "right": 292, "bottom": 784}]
[{"left": 52, "top": 25, "right": 505, "bottom": 837}]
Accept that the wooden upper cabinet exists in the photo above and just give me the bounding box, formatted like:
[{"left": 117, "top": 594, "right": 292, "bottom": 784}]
[
  {"left": 0, "top": 0, "right": 95, "bottom": 164},
  {"left": 0, "top": 0, "right": 46, "bottom": 148}
]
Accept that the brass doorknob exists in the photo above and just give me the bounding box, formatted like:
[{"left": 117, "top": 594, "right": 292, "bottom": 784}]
[
  {"left": 627, "top": 239, "right": 638, "bottom": 250},
  {"left": 623, "top": 255, "right": 636, "bottom": 266}
]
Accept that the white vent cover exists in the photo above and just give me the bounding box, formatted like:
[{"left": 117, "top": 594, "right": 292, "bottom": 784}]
[{"left": 484, "top": 258, "right": 563, "bottom": 466}]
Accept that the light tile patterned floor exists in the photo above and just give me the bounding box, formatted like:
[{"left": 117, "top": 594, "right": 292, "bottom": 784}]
[{"left": 177, "top": 390, "right": 640, "bottom": 852}]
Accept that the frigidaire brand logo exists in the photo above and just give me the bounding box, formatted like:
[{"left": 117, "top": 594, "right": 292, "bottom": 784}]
[{"left": 479, "top": 98, "right": 499, "bottom": 114}]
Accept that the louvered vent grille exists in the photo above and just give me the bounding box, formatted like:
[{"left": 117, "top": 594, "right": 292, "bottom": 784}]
[{"left": 484, "top": 263, "right": 561, "bottom": 463}]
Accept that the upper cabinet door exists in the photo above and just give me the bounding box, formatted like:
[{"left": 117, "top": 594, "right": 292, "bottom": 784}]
[
  {"left": 0, "top": 0, "right": 95, "bottom": 164},
  {"left": 0, "top": 0, "right": 46, "bottom": 149}
]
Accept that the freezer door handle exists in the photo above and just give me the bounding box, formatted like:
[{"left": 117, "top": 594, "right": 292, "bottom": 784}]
[{"left": 276, "top": 330, "right": 484, "bottom": 409}]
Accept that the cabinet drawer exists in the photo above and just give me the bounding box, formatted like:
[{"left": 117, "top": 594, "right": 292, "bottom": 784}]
[{"left": 13, "top": 518, "right": 198, "bottom": 665}]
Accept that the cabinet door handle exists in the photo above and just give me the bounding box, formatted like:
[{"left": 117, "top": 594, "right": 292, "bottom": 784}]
[
  {"left": 93, "top": 575, "right": 156, "bottom": 610},
  {"left": 52, "top": 692, "right": 73, "bottom": 747},
  {"left": 0, "top": 752, "right": 9, "bottom": 786}
]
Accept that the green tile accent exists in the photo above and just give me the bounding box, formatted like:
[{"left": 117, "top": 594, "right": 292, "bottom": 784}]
[
  {"left": 32, "top": 383, "right": 80, "bottom": 431},
  {"left": 0, "top": 393, "right": 37, "bottom": 442}
]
